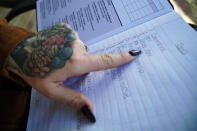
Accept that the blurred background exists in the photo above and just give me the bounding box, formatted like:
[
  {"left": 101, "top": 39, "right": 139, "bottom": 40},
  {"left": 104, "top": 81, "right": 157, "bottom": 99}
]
[{"left": 0, "top": 0, "right": 197, "bottom": 32}]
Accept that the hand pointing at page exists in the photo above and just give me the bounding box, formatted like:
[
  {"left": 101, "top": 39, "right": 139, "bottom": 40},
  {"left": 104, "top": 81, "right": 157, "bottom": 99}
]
[{"left": 6, "top": 23, "right": 141, "bottom": 122}]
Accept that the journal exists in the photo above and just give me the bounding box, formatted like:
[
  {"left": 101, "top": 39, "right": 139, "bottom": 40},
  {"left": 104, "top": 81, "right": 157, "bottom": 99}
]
[{"left": 27, "top": 0, "right": 197, "bottom": 130}]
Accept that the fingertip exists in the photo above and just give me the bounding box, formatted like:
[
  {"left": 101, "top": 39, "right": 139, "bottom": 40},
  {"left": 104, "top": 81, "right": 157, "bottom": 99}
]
[
  {"left": 65, "top": 23, "right": 72, "bottom": 29},
  {"left": 73, "top": 31, "right": 80, "bottom": 39},
  {"left": 74, "top": 93, "right": 95, "bottom": 122},
  {"left": 80, "top": 105, "right": 96, "bottom": 123},
  {"left": 78, "top": 96, "right": 94, "bottom": 112}
]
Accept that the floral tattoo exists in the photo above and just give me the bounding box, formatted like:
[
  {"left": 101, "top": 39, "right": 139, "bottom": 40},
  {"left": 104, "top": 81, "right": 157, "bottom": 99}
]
[{"left": 6, "top": 23, "right": 76, "bottom": 78}]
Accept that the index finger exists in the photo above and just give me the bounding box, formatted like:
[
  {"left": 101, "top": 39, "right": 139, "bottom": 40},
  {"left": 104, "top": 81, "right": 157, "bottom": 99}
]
[{"left": 71, "top": 50, "right": 141, "bottom": 76}]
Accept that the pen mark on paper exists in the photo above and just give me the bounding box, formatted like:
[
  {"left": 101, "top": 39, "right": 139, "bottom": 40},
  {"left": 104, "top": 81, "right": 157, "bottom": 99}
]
[
  {"left": 151, "top": 33, "right": 165, "bottom": 52},
  {"left": 111, "top": 68, "right": 131, "bottom": 100},
  {"left": 135, "top": 59, "right": 144, "bottom": 74},
  {"left": 175, "top": 42, "right": 188, "bottom": 55}
]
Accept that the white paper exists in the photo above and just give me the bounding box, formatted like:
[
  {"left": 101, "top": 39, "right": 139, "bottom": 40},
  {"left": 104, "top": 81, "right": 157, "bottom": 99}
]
[
  {"left": 27, "top": 11, "right": 197, "bottom": 131},
  {"left": 112, "top": 0, "right": 172, "bottom": 26},
  {"left": 36, "top": 0, "right": 172, "bottom": 43}
]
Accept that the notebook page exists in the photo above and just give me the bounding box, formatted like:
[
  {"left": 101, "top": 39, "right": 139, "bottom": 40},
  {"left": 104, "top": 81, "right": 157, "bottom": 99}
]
[
  {"left": 113, "top": 0, "right": 172, "bottom": 26},
  {"left": 36, "top": 0, "right": 172, "bottom": 43},
  {"left": 27, "top": 11, "right": 197, "bottom": 131}
]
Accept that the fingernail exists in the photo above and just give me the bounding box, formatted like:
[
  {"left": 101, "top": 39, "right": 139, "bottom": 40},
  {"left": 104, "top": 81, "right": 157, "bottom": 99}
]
[
  {"left": 81, "top": 105, "right": 96, "bottom": 123},
  {"left": 129, "top": 50, "right": 141, "bottom": 56}
]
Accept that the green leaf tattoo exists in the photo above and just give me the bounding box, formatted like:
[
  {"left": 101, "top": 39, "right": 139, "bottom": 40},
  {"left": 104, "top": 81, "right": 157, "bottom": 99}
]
[{"left": 6, "top": 23, "right": 76, "bottom": 78}]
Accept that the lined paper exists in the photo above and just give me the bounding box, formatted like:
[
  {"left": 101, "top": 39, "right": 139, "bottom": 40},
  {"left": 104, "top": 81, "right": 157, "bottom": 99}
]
[{"left": 27, "top": 11, "right": 197, "bottom": 131}]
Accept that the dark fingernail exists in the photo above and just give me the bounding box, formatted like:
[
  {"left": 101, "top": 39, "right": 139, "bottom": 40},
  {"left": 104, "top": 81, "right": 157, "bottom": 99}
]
[
  {"left": 129, "top": 50, "right": 141, "bottom": 56},
  {"left": 81, "top": 105, "right": 96, "bottom": 123}
]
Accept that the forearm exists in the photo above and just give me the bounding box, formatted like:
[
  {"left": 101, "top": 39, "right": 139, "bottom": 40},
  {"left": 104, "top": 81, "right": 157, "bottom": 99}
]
[{"left": 0, "top": 18, "right": 34, "bottom": 85}]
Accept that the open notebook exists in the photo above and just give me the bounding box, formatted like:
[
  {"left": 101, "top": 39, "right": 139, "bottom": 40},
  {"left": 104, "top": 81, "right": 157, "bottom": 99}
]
[{"left": 27, "top": 0, "right": 197, "bottom": 130}]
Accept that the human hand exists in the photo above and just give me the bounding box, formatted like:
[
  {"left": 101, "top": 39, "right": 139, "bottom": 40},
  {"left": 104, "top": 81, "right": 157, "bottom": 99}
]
[{"left": 6, "top": 23, "right": 141, "bottom": 122}]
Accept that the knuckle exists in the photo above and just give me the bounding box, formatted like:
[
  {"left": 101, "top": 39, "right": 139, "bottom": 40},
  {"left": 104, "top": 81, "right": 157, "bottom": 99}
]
[
  {"left": 59, "top": 22, "right": 65, "bottom": 25},
  {"left": 99, "top": 54, "right": 113, "bottom": 68},
  {"left": 67, "top": 56, "right": 84, "bottom": 76},
  {"left": 44, "top": 88, "right": 55, "bottom": 98},
  {"left": 69, "top": 56, "right": 80, "bottom": 64},
  {"left": 58, "top": 23, "right": 73, "bottom": 30},
  {"left": 69, "top": 93, "right": 85, "bottom": 107},
  {"left": 74, "top": 31, "right": 79, "bottom": 38},
  {"left": 58, "top": 22, "right": 67, "bottom": 27}
]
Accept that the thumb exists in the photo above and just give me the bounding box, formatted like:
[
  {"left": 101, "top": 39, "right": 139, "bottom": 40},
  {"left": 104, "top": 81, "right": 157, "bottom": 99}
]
[{"left": 38, "top": 82, "right": 96, "bottom": 122}]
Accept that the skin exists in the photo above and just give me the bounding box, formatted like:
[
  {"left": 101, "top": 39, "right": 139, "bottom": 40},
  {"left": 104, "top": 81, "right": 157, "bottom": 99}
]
[{"left": 6, "top": 23, "right": 137, "bottom": 112}]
